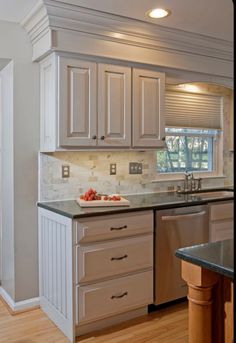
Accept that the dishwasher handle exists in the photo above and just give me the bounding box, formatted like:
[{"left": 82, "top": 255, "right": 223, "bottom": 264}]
[{"left": 161, "top": 210, "right": 206, "bottom": 221}]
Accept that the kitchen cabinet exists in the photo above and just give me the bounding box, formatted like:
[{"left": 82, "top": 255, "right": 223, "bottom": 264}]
[
  {"left": 38, "top": 208, "right": 153, "bottom": 342},
  {"left": 59, "top": 59, "right": 132, "bottom": 148},
  {"left": 133, "top": 68, "right": 165, "bottom": 148},
  {"left": 59, "top": 58, "right": 97, "bottom": 147},
  {"left": 209, "top": 201, "right": 234, "bottom": 242},
  {"left": 39, "top": 53, "right": 165, "bottom": 151},
  {"left": 97, "top": 63, "right": 131, "bottom": 147}
]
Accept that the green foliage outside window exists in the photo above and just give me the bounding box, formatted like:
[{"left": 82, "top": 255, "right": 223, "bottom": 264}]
[{"left": 157, "top": 129, "right": 215, "bottom": 173}]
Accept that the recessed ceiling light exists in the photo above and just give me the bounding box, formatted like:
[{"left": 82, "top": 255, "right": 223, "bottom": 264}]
[{"left": 146, "top": 8, "right": 171, "bottom": 19}]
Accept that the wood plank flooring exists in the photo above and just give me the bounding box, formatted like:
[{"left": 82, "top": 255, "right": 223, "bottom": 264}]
[{"left": 0, "top": 298, "right": 188, "bottom": 343}]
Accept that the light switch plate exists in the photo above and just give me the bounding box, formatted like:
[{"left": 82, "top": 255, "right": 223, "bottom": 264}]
[{"left": 129, "top": 162, "right": 142, "bottom": 174}]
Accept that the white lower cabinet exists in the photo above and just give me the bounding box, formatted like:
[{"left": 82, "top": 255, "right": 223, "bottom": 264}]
[
  {"left": 209, "top": 201, "right": 234, "bottom": 242},
  {"left": 38, "top": 208, "right": 154, "bottom": 342},
  {"left": 76, "top": 270, "right": 153, "bottom": 324},
  {"left": 76, "top": 235, "right": 153, "bottom": 284}
]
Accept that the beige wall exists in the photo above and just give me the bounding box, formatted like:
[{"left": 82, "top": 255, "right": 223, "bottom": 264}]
[{"left": 0, "top": 20, "right": 39, "bottom": 301}]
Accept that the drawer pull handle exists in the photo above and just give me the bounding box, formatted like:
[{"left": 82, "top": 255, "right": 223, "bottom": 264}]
[
  {"left": 111, "top": 254, "right": 128, "bottom": 261},
  {"left": 110, "top": 225, "right": 127, "bottom": 231},
  {"left": 111, "top": 291, "right": 128, "bottom": 299}
]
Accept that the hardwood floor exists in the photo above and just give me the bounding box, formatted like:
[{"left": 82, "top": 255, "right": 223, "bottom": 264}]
[{"left": 0, "top": 298, "right": 188, "bottom": 343}]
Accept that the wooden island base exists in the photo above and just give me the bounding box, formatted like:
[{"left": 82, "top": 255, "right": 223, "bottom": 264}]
[{"left": 181, "top": 261, "right": 234, "bottom": 343}]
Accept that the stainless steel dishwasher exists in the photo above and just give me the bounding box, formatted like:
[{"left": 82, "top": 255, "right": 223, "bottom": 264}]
[{"left": 154, "top": 205, "right": 209, "bottom": 305}]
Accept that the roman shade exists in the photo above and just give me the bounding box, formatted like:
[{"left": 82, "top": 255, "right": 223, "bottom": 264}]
[{"left": 165, "top": 91, "right": 223, "bottom": 130}]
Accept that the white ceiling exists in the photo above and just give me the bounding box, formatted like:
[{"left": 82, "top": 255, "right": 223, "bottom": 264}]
[{"left": 0, "top": 0, "right": 233, "bottom": 41}]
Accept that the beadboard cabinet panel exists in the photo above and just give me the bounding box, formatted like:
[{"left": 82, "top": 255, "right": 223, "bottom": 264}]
[{"left": 38, "top": 208, "right": 74, "bottom": 342}]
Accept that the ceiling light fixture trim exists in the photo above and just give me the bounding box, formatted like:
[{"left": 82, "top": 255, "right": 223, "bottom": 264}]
[{"left": 146, "top": 8, "right": 171, "bottom": 19}]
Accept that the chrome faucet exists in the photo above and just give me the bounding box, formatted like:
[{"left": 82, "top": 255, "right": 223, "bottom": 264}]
[
  {"left": 196, "top": 177, "right": 202, "bottom": 190},
  {"left": 184, "top": 171, "right": 191, "bottom": 192},
  {"left": 176, "top": 171, "right": 202, "bottom": 194}
]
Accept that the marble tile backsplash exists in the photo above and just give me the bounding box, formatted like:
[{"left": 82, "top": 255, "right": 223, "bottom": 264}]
[{"left": 39, "top": 149, "right": 233, "bottom": 201}]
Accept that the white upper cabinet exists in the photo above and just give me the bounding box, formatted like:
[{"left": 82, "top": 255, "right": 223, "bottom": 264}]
[
  {"left": 132, "top": 69, "right": 165, "bottom": 148},
  {"left": 40, "top": 54, "right": 165, "bottom": 151},
  {"left": 97, "top": 64, "right": 131, "bottom": 147},
  {"left": 59, "top": 57, "right": 97, "bottom": 147}
]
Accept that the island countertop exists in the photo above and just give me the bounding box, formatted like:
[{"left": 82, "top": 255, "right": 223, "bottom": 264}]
[{"left": 175, "top": 239, "right": 234, "bottom": 280}]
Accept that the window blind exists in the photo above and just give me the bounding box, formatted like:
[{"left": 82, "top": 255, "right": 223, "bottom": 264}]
[{"left": 165, "top": 91, "right": 223, "bottom": 130}]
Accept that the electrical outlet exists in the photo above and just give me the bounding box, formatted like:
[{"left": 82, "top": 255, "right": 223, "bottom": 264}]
[
  {"left": 129, "top": 162, "right": 142, "bottom": 174},
  {"left": 62, "top": 165, "right": 70, "bottom": 178},
  {"left": 110, "top": 163, "right": 116, "bottom": 175}
]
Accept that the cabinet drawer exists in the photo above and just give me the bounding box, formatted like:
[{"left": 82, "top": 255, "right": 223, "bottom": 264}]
[
  {"left": 76, "top": 235, "right": 153, "bottom": 284},
  {"left": 76, "top": 270, "right": 153, "bottom": 324},
  {"left": 210, "top": 220, "right": 234, "bottom": 242},
  {"left": 210, "top": 202, "right": 234, "bottom": 221},
  {"left": 75, "top": 211, "right": 153, "bottom": 244}
]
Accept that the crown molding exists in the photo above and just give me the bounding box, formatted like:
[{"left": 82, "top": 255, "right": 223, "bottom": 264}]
[{"left": 21, "top": 0, "right": 233, "bottom": 79}]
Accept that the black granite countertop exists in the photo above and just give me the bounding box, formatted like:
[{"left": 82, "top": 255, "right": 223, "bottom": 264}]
[
  {"left": 175, "top": 239, "right": 234, "bottom": 279},
  {"left": 37, "top": 187, "right": 234, "bottom": 219}
]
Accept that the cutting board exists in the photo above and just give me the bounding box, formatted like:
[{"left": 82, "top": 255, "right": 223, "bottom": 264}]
[{"left": 77, "top": 196, "right": 130, "bottom": 207}]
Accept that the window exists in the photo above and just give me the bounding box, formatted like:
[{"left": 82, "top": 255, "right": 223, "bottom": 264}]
[
  {"left": 157, "top": 89, "right": 223, "bottom": 178},
  {"left": 157, "top": 128, "right": 218, "bottom": 173}
]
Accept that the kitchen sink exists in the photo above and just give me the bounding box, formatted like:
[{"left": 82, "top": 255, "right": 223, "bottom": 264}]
[{"left": 189, "top": 191, "right": 234, "bottom": 199}]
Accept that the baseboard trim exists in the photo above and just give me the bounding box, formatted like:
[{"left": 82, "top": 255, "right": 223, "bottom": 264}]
[{"left": 0, "top": 286, "right": 40, "bottom": 314}]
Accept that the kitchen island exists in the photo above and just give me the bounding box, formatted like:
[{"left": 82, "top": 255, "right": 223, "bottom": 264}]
[{"left": 176, "top": 239, "right": 234, "bottom": 343}]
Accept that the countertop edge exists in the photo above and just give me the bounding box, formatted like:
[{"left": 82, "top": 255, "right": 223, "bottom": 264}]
[
  {"left": 37, "top": 198, "right": 212, "bottom": 218},
  {"left": 37, "top": 194, "right": 234, "bottom": 219},
  {"left": 175, "top": 249, "right": 234, "bottom": 280}
]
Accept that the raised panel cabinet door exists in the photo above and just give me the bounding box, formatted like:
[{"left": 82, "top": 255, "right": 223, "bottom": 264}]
[
  {"left": 98, "top": 64, "right": 131, "bottom": 147},
  {"left": 58, "top": 57, "right": 97, "bottom": 147},
  {"left": 133, "top": 69, "right": 165, "bottom": 148}
]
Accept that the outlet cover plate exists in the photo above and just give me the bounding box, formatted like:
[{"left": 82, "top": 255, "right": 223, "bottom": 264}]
[
  {"left": 110, "top": 163, "right": 116, "bottom": 175},
  {"left": 62, "top": 165, "right": 70, "bottom": 178}
]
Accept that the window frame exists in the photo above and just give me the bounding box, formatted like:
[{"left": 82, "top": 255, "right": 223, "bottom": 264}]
[{"left": 155, "top": 127, "right": 224, "bottom": 181}]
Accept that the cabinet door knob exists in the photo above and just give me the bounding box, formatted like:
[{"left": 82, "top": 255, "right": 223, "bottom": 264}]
[
  {"left": 92, "top": 135, "right": 97, "bottom": 140},
  {"left": 100, "top": 135, "right": 105, "bottom": 140},
  {"left": 161, "top": 137, "right": 166, "bottom": 141}
]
